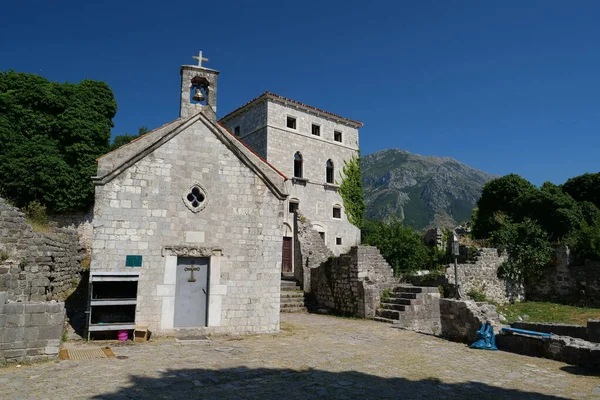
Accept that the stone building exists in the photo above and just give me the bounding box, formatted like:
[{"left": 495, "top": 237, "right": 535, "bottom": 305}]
[
  {"left": 220, "top": 92, "right": 362, "bottom": 271},
  {"left": 89, "top": 53, "right": 362, "bottom": 336}
]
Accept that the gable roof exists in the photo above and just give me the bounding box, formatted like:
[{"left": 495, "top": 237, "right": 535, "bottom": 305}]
[
  {"left": 219, "top": 91, "right": 363, "bottom": 129},
  {"left": 93, "top": 112, "right": 289, "bottom": 200}
]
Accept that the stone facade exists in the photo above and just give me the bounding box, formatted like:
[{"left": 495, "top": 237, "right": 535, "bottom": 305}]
[
  {"left": 445, "top": 248, "right": 523, "bottom": 304},
  {"left": 0, "top": 293, "right": 65, "bottom": 364},
  {"left": 0, "top": 198, "right": 84, "bottom": 302},
  {"left": 220, "top": 93, "right": 362, "bottom": 260},
  {"left": 92, "top": 107, "right": 287, "bottom": 335},
  {"left": 527, "top": 245, "right": 600, "bottom": 307}
]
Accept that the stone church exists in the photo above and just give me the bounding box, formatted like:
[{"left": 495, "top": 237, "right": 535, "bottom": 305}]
[{"left": 89, "top": 53, "right": 362, "bottom": 337}]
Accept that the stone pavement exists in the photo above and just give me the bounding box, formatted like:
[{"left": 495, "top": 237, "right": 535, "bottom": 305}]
[{"left": 0, "top": 313, "right": 598, "bottom": 399}]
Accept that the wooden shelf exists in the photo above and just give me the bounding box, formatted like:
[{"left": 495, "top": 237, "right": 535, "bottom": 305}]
[
  {"left": 91, "top": 299, "right": 137, "bottom": 306},
  {"left": 88, "top": 323, "right": 136, "bottom": 332}
]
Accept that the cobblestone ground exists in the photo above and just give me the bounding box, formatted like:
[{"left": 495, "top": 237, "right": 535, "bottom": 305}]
[{"left": 1, "top": 314, "right": 599, "bottom": 399}]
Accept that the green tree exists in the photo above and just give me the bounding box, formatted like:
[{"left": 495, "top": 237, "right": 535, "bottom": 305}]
[
  {"left": 0, "top": 71, "right": 116, "bottom": 212},
  {"left": 472, "top": 174, "right": 537, "bottom": 239},
  {"left": 109, "top": 126, "right": 150, "bottom": 151},
  {"left": 518, "top": 182, "right": 583, "bottom": 241},
  {"left": 562, "top": 172, "right": 600, "bottom": 209},
  {"left": 338, "top": 154, "right": 366, "bottom": 228},
  {"left": 362, "top": 218, "right": 428, "bottom": 275},
  {"left": 491, "top": 217, "right": 554, "bottom": 284}
]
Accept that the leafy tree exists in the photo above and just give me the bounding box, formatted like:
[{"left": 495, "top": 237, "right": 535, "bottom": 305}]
[
  {"left": 0, "top": 71, "right": 116, "bottom": 212},
  {"left": 109, "top": 126, "right": 150, "bottom": 152},
  {"left": 338, "top": 154, "right": 366, "bottom": 228},
  {"left": 362, "top": 218, "right": 428, "bottom": 275},
  {"left": 472, "top": 174, "right": 536, "bottom": 239},
  {"left": 491, "top": 218, "right": 554, "bottom": 284},
  {"left": 517, "top": 182, "right": 583, "bottom": 241},
  {"left": 562, "top": 172, "right": 600, "bottom": 209}
]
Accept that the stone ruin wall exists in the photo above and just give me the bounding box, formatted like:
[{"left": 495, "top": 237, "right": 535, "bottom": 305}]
[
  {"left": 293, "top": 211, "right": 334, "bottom": 291},
  {"left": 0, "top": 292, "right": 65, "bottom": 364},
  {"left": 49, "top": 207, "right": 93, "bottom": 256},
  {"left": 439, "top": 298, "right": 503, "bottom": 343},
  {"left": 0, "top": 198, "right": 84, "bottom": 302},
  {"left": 444, "top": 248, "right": 523, "bottom": 304},
  {"left": 310, "top": 246, "right": 396, "bottom": 318},
  {"left": 527, "top": 245, "right": 600, "bottom": 307}
]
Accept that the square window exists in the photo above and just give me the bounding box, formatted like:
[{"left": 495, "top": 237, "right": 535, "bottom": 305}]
[
  {"left": 289, "top": 201, "right": 299, "bottom": 213},
  {"left": 333, "top": 207, "right": 341, "bottom": 219},
  {"left": 336, "top": 237, "right": 342, "bottom": 245},
  {"left": 234, "top": 126, "right": 240, "bottom": 136},
  {"left": 311, "top": 124, "right": 321, "bottom": 136},
  {"left": 319, "top": 232, "right": 325, "bottom": 242},
  {"left": 334, "top": 131, "right": 342, "bottom": 142},
  {"left": 287, "top": 116, "right": 297, "bottom": 129}
]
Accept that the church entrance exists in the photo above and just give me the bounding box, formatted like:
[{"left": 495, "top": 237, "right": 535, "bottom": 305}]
[
  {"left": 174, "top": 257, "right": 209, "bottom": 328},
  {"left": 282, "top": 237, "right": 292, "bottom": 274}
]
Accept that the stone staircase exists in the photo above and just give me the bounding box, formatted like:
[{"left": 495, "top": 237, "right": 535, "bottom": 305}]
[
  {"left": 280, "top": 278, "right": 308, "bottom": 313},
  {"left": 374, "top": 285, "right": 441, "bottom": 332}
]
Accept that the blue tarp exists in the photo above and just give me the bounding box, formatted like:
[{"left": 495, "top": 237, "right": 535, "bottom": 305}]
[{"left": 470, "top": 323, "right": 498, "bottom": 351}]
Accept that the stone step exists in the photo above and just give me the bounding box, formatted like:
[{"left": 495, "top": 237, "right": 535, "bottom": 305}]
[
  {"left": 281, "top": 280, "right": 298, "bottom": 286},
  {"left": 380, "top": 303, "right": 406, "bottom": 311},
  {"left": 280, "top": 290, "right": 304, "bottom": 298},
  {"left": 280, "top": 297, "right": 304, "bottom": 305},
  {"left": 398, "top": 292, "right": 425, "bottom": 300},
  {"left": 386, "top": 297, "right": 413, "bottom": 306},
  {"left": 280, "top": 306, "right": 308, "bottom": 313},
  {"left": 281, "top": 285, "right": 302, "bottom": 291},
  {"left": 376, "top": 309, "right": 401, "bottom": 320},
  {"left": 393, "top": 285, "right": 439, "bottom": 294},
  {"left": 373, "top": 316, "right": 394, "bottom": 324}
]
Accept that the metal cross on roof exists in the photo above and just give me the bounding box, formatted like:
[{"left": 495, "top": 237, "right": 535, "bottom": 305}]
[{"left": 192, "top": 51, "right": 209, "bottom": 68}]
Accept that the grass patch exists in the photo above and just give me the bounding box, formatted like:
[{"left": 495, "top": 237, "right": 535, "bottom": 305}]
[{"left": 497, "top": 301, "right": 600, "bottom": 326}]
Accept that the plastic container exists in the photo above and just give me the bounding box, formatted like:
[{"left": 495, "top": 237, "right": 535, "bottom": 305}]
[{"left": 117, "top": 330, "right": 128, "bottom": 341}]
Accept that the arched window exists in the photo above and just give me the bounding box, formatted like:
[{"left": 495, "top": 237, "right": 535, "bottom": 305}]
[
  {"left": 294, "top": 152, "right": 303, "bottom": 178},
  {"left": 326, "top": 159, "right": 334, "bottom": 184}
]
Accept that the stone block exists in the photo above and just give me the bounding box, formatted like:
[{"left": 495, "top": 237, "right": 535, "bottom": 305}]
[
  {"left": 587, "top": 320, "right": 600, "bottom": 343},
  {"left": 44, "top": 346, "right": 59, "bottom": 355},
  {"left": 28, "top": 313, "right": 48, "bottom": 327},
  {"left": 6, "top": 314, "right": 26, "bottom": 327},
  {"left": 38, "top": 325, "right": 62, "bottom": 341},
  {"left": 0, "top": 292, "right": 6, "bottom": 304},
  {"left": 2, "top": 349, "right": 25, "bottom": 358}
]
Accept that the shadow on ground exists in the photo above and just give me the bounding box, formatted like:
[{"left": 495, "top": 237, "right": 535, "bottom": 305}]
[
  {"left": 91, "top": 366, "right": 570, "bottom": 400},
  {"left": 64, "top": 270, "right": 89, "bottom": 338}
]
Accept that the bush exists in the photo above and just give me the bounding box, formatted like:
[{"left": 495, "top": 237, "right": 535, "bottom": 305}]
[
  {"left": 362, "top": 218, "right": 428, "bottom": 275},
  {"left": 23, "top": 200, "right": 49, "bottom": 231}
]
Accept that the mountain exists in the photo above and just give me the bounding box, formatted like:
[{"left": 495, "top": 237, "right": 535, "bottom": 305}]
[{"left": 361, "top": 149, "right": 497, "bottom": 230}]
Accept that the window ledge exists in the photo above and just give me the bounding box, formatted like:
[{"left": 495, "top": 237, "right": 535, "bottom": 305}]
[
  {"left": 292, "top": 177, "right": 308, "bottom": 185},
  {"left": 324, "top": 183, "right": 340, "bottom": 191}
]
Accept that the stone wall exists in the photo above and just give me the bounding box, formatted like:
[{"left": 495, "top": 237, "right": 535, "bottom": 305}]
[
  {"left": 445, "top": 248, "right": 523, "bottom": 304},
  {"left": 439, "top": 298, "right": 503, "bottom": 343},
  {"left": 0, "top": 293, "right": 65, "bottom": 364},
  {"left": 527, "top": 246, "right": 600, "bottom": 307},
  {"left": 496, "top": 333, "right": 600, "bottom": 367},
  {"left": 49, "top": 208, "right": 93, "bottom": 256},
  {"left": 294, "top": 211, "right": 334, "bottom": 291},
  {"left": 0, "top": 198, "right": 84, "bottom": 302},
  {"left": 310, "top": 246, "right": 396, "bottom": 318}
]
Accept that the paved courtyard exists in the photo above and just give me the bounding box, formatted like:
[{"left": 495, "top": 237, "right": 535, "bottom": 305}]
[{"left": 0, "top": 313, "right": 598, "bottom": 399}]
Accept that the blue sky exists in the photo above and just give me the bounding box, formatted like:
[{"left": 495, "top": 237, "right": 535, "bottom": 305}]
[{"left": 1, "top": 1, "right": 599, "bottom": 185}]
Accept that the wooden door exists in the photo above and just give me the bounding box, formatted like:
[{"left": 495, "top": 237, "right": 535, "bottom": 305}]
[{"left": 282, "top": 237, "right": 292, "bottom": 273}]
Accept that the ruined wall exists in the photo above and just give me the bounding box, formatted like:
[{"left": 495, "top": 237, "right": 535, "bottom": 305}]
[
  {"left": 294, "top": 211, "right": 334, "bottom": 291},
  {"left": 49, "top": 208, "right": 93, "bottom": 256},
  {"left": 439, "top": 298, "right": 503, "bottom": 343},
  {"left": 445, "top": 248, "right": 523, "bottom": 304},
  {"left": 0, "top": 198, "right": 84, "bottom": 302},
  {"left": 310, "top": 246, "right": 395, "bottom": 318},
  {"left": 527, "top": 246, "right": 600, "bottom": 307},
  {"left": 0, "top": 293, "right": 65, "bottom": 364}
]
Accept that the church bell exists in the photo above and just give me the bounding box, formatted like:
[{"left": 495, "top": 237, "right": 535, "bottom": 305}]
[{"left": 192, "top": 87, "right": 205, "bottom": 102}]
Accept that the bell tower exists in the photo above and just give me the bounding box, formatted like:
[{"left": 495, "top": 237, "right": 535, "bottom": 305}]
[{"left": 180, "top": 51, "right": 219, "bottom": 120}]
